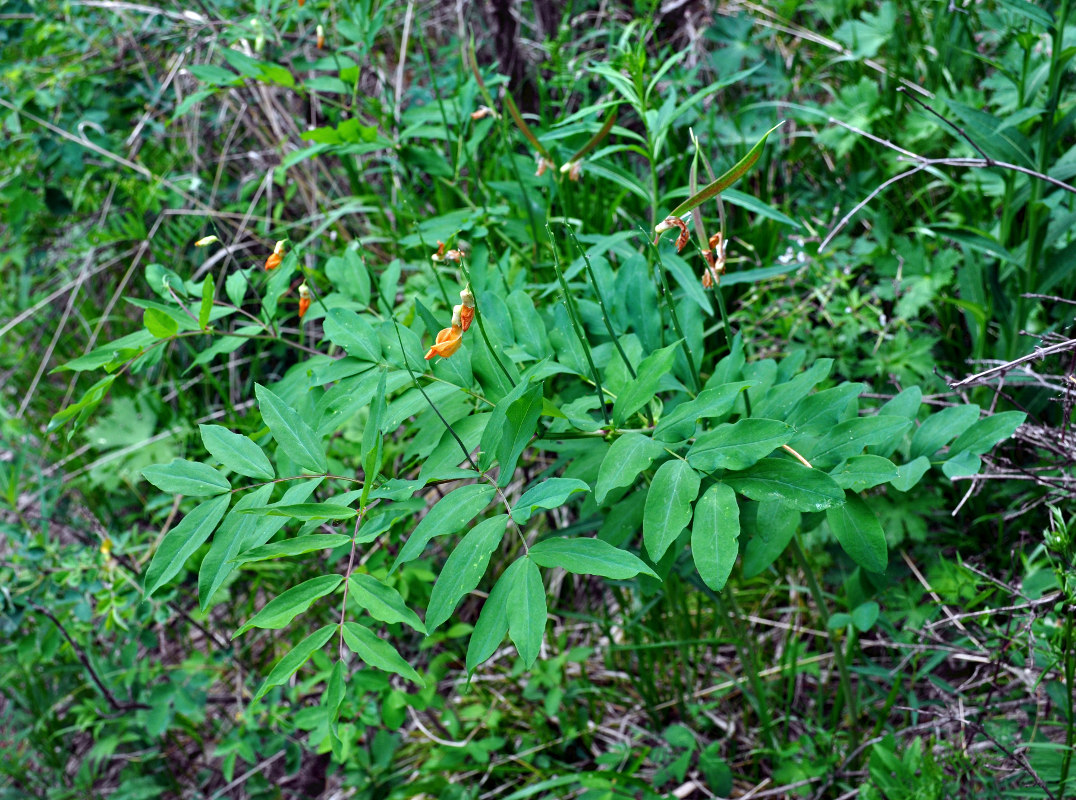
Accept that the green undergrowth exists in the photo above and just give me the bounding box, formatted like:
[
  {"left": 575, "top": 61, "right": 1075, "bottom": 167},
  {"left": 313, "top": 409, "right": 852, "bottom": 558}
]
[{"left": 2, "top": 1, "right": 1076, "bottom": 798}]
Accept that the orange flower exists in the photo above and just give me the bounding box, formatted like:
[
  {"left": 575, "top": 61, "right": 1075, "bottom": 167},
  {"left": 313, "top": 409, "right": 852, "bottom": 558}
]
[
  {"left": 425, "top": 324, "right": 463, "bottom": 360},
  {"left": 316, "top": 24, "right": 324, "bottom": 49},
  {"left": 459, "top": 285, "right": 475, "bottom": 331},
  {"left": 265, "top": 240, "right": 286, "bottom": 270},
  {"left": 298, "top": 284, "right": 311, "bottom": 319}
]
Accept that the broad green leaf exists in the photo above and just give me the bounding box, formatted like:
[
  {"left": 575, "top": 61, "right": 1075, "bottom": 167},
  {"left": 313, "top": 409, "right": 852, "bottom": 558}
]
[
  {"left": 612, "top": 342, "right": 679, "bottom": 426},
  {"left": 687, "top": 419, "right": 794, "bottom": 472},
  {"left": 254, "top": 624, "right": 335, "bottom": 701},
  {"left": 829, "top": 455, "right": 898, "bottom": 491},
  {"left": 347, "top": 573, "right": 426, "bottom": 633},
  {"left": 142, "top": 459, "right": 230, "bottom": 497},
  {"left": 198, "top": 484, "right": 273, "bottom": 610},
  {"left": 890, "top": 456, "right": 931, "bottom": 492},
  {"left": 909, "top": 404, "right": 980, "bottom": 460},
  {"left": 234, "top": 534, "right": 351, "bottom": 564},
  {"left": 654, "top": 381, "right": 752, "bottom": 442},
  {"left": 391, "top": 483, "right": 496, "bottom": 571},
  {"left": 239, "top": 503, "right": 356, "bottom": 520},
  {"left": 802, "top": 415, "right": 912, "bottom": 468},
  {"left": 826, "top": 493, "right": 887, "bottom": 573},
  {"left": 465, "top": 563, "right": 515, "bottom": 672},
  {"left": 691, "top": 483, "right": 739, "bottom": 591},
  {"left": 341, "top": 622, "right": 425, "bottom": 686},
  {"left": 742, "top": 500, "right": 800, "bottom": 577},
  {"left": 752, "top": 359, "right": 832, "bottom": 419},
  {"left": 510, "top": 478, "right": 590, "bottom": 524},
  {"left": 877, "top": 386, "right": 922, "bottom": 421},
  {"left": 255, "top": 383, "right": 327, "bottom": 473},
  {"left": 942, "top": 450, "right": 981, "bottom": 478},
  {"left": 236, "top": 575, "right": 343, "bottom": 636},
  {"left": 144, "top": 494, "right": 230, "bottom": 598},
  {"left": 594, "top": 433, "right": 666, "bottom": 504},
  {"left": 324, "top": 308, "right": 381, "bottom": 362},
  {"left": 529, "top": 537, "right": 658, "bottom": 579},
  {"left": 643, "top": 460, "right": 701, "bottom": 562},
  {"left": 851, "top": 601, "right": 881, "bottom": 632},
  {"left": 787, "top": 382, "right": 866, "bottom": 435},
  {"left": 724, "top": 458, "right": 844, "bottom": 512},
  {"left": 199, "top": 424, "right": 275, "bottom": 480},
  {"left": 505, "top": 557, "right": 546, "bottom": 668},
  {"left": 324, "top": 660, "right": 346, "bottom": 726},
  {"left": 426, "top": 515, "right": 509, "bottom": 632},
  {"left": 667, "top": 121, "right": 785, "bottom": 219},
  {"left": 143, "top": 307, "right": 178, "bottom": 338},
  {"left": 949, "top": 411, "right": 1026, "bottom": 455}
]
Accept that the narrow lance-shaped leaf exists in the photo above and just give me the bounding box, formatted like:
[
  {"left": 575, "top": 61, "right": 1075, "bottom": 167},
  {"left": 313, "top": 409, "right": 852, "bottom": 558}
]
[
  {"left": 391, "top": 483, "right": 496, "bottom": 572},
  {"left": 510, "top": 478, "right": 590, "bottom": 524},
  {"left": 197, "top": 483, "right": 273, "bottom": 611},
  {"left": 466, "top": 563, "right": 515, "bottom": 673},
  {"left": 199, "top": 424, "right": 275, "bottom": 480},
  {"left": 142, "top": 458, "right": 231, "bottom": 497},
  {"left": 253, "top": 624, "right": 336, "bottom": 701},
  {"left": 503, "top": 91, "right": 553, "bottom": 162},
  {"left": 505, "top": 557, "right": 546, "bottom": 668},
  {"left": 255, "top": 383, "right": 327, "bottom": 473},
  {"left": 341, "top": 621, "right": 425, "bottom": 687},
  {"left": 666, "top": 121, "right": 785, "bottom": 221},
  {"left": 144, "top": 494, "right": 231, "bottom": 599},
  {"left": 347, "top": 573, "right": 426, "bottom": 633},
  {"left": 528, "top": 537, "right": 658, "bottom": 579},
  {"left": 235, "top": 574, "right": 343, "bottom": 636},
  {"left": 426, "top": 515, "right": 509, "bottom": 632}
]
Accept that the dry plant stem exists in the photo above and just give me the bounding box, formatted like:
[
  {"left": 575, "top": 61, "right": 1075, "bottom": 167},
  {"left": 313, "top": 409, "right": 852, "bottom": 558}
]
[
  {"left": 949, "top": 337, "right": 1076, "bottom": 388},
  {"left": 789, "top": 537, "right": 860, "bottom": 754}
]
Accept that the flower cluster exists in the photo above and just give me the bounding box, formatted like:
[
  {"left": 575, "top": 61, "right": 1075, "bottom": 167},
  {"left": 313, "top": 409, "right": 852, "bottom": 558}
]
[{"left": 425, "top": 286, "right": 476, "bottom": 360}]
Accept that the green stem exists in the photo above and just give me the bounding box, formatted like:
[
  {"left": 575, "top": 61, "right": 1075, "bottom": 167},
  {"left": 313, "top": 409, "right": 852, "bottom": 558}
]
[
  {"left": 789, "top": 537, "right": 860, "bottom": 754},
  {"left": 645, "top": 233, "right": 702, "bottom": 395},
  {"left": 547, "top": 226, "right": 610, "bottom": 425}
]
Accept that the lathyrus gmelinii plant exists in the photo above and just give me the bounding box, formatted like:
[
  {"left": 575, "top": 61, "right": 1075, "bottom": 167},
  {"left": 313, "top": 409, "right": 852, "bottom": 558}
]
[{"left": 48, "top": 119, "right": 1025, "bottom": 759}]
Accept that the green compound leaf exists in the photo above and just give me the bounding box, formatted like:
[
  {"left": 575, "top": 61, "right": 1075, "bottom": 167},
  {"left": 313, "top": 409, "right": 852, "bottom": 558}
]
[
  {"left": 687, "top": 418, "right": 794, "bottom": 472},
  {"left": 347, "top": 573, "right": 426, "bottom": 634},
  {"left": 199, "top": 424, "right": 275, "bottom": 480},
  {"left": 510, "top": 478, "right": 590, "bottom": 524},
  {"left": 142, "top": 458, "right": 231, "bottom": 497},
  {"left": 480, "top": 378, "right": 545, "bottom": 487},
  {"left": 691, "top": 483, "right": 740, "bottom": 591},
  {"left": 529, "top": 537, "right": 658, "bottom": 579},
  {"left": 724, "top": 458, "right": 844, "bottom": 512},
  {"left": 144, "top": 494, "right": 231, "bottom": 599},
  {"left": 341, "top": 622, "right": 425, "bottom": 687},
  {"left": 391, "top": 483, "right": 496, "bottom": 572},
  {"left": 505, "top": 557, "right": 546, "bottom": 669},
  {"left": 198, "top": 484, "right": 274, "bottom": 611},
  {"left": 643, "top": 460, "right": 701, "bottom": 562},
  {"left": 255, "top": 383, "right": 327, "bottom": 473},
  {"left": 236, "top": 574, "right": 343, "bottom": 636},
  {"left": 426, "top": 515, "right": 509, "bottom": 633},
  {"left": 254, "top": 624, "right": 336, "bottom": 701},
  {"left": 595, "top": 433, "right": 666, "bottom": 504},
  {"left": 826, "top": 493, "right": 887, "bottom": 573}
]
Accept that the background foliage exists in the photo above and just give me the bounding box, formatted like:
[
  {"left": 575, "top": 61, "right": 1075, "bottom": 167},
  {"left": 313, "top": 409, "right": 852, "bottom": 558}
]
[{"left": 2, "top": 0, "right": 1076, "bottom": 798}]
